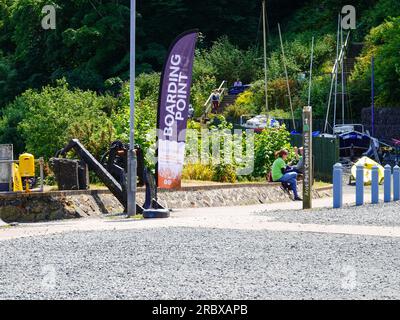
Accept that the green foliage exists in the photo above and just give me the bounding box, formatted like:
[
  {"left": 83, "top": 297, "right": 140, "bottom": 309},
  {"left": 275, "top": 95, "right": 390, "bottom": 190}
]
[
  {"left": 212, "top": 163, "right": 237, "bottom": 183},
  {"left": 356, "top": 0, "right": 400, "bottom": 40},
  {"left": 223, "top": 104, "right": 252, "bottom": 122},
  {"left": 1, "top": 79, "right": 116, "bottom": 158},
  {"left": 227, "top": 90, "right": 258, "bottom": 118},
  {"left": 0, "top": 91, "right": 28, "bottom": 154},
  {"left": 0, "top": 1, "right": 125, "bottom": 107},
  {"left": 268, "top": 109, "right": 293, "bottom": 119},
  {"left": 351, "top": 16, "right": 400, "bottom": 108},
  {"left": 300, "top": 75, "right": 331, "bottom": 118},
  {"left": 135, "top": 72, "right": 161, "bottom": 102},
  {"left": 111, "top": 79, "right": 158, "bottom": 167},
  {"left": 253, "top": 126, "right": 293, "bottom": 178},
  {"left": 182, "top": 163, "right": 214, "bottom": 181},
  {"left": 195, "top": 37, "right": 261, "bottom": 85}
]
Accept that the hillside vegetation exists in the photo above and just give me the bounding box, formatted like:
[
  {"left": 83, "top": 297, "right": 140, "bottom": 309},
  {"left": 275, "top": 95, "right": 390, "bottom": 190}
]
[{"left": 0, "top": 0, "right": 400, "bottom": 180}]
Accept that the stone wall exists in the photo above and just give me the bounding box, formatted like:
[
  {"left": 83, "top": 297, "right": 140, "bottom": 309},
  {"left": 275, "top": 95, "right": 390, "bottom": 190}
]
[
  {"left": 0, "top": 183, "right": 332, "bottom": 223},
  {"left": 154, "top": 183, "right": 332, "bottom": 209},
  {"left": 0, "top": 191, "right": 123, "bottom": 223}
]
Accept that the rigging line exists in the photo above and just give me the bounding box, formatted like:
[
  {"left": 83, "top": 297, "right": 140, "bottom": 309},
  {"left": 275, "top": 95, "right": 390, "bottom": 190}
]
[
  {"left": 341, "top": 24, "right": 345, "bottom": 124},
  {"left": 278, "top": 23, "right": 295, "bottom": 130},
  {"left": 324, "top": 30, "right": 351, "bottom": 133},
  {"left": 333, "top": 14, "right": 340, "bottom": 128},
  {"left": 324, "top": 71, "right": 337, "bottom": 134}
]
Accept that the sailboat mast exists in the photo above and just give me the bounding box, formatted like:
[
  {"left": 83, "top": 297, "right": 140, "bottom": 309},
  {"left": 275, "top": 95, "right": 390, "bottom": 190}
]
[
  {"left": 371, "top": 56, "right": 375, "bottom": 137},
  {"left": 262, "top": 0, "right": 269, "bottom": 116},
  {"left": 333, "top": 14, "right": 340, "bottom": 128},
  {"left": 278, "top": 23, "right": 296, "bottom": 131},
  {"left": 341, "top": 23, "right": 345, "bottom": 124}
]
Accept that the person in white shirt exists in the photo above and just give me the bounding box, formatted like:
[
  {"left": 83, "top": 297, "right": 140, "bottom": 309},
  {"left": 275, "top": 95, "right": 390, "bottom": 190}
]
[{"left": 234, "top": 79, "right": 243, "bottom": 87}]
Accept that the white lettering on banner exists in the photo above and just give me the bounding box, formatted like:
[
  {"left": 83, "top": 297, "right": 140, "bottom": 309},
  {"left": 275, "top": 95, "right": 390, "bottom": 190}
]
[{"left": 164, "top": 54, "right": 189, "bottom": 137}]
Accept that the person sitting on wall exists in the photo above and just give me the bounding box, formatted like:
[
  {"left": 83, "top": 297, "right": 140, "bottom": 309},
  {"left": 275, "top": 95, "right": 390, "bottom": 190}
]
[
  {"left": 271, "top": 149, "right": 302, "bottom": 201},
  {"left": 293, "top": 147, "right": 304, "bottom": 174}
]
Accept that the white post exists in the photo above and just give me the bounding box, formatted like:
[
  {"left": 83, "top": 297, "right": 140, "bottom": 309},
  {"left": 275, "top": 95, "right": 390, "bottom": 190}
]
[
  {"left": 262, "top": 0, "right": 269, "bottom": 116},
  {"left": 127, "top": 0, "right": 137, "bottom": 217}
]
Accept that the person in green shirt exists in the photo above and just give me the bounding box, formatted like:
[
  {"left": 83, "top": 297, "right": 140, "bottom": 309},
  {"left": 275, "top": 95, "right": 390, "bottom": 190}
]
[{"left": 271, "top": 149, "right": 302, "bottom": 201}]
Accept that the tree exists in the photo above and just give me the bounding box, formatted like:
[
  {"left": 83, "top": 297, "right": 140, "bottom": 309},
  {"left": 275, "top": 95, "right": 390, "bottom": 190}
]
[
  {"left": 351, "top": 17, "right": 400, "bottom": 108},
  {"left": 1, "top": 79, "right": 116, "bottom": 158}
]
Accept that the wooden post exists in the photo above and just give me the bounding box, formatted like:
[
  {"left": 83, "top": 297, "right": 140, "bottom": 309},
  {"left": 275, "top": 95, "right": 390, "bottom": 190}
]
[{"left": 303, "top": 106, "right": 313, "bottom": 209}]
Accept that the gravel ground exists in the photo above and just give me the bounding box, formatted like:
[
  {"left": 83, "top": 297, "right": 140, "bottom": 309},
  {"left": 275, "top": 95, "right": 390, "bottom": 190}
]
[
  {"left": 256, "top": 202, "right": 400, "bottom": 227},
  {"left": 1, "top": 225, "right": 400, "bottom": 300}
]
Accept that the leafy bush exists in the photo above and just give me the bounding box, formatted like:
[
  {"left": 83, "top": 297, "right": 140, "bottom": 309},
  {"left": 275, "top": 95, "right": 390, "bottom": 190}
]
[
  {"left": 1, "top": 79, "right": 116, "bottom": 159},
  {"left": 223, "top": 104, "right": 252, "bottom": 123},
  {"left": 350, "top": 17, "right": 400, "bottom": 108},
  {"left": 299, "top": 75, "right": 331, "bottom": 119},
  {"left": 212, "top": 163, "right": 237, "bottom": 183},
  {"left": 356, "top": 0, "right": 400, "bottom": 40},
  {"left": 268, "top": 109, "right": 293, "bottom": 119},
  {"left": 112, "top": 82, "right": 157, "bottom": 168},
  {"left": 195, "top": 37, "right": 261, "bottom": 85},
  {"left": 253, "top": 126, "right": 293, "bottom": 178},
  {"left": 182, "top": 163, "right": 214, "bottom": 181}
]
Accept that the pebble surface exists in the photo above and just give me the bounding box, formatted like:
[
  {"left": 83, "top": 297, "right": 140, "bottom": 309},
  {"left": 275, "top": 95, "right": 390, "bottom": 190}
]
[{"left": 1, "top": 214, "right": 400, "bottom": 299}]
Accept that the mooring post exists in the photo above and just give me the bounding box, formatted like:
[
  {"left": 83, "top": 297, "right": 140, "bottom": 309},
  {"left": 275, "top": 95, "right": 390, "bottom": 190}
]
[
  {"left": 302, "top": 106, "right": 313, "bottom": 209},
  {"left": 333, "top": 163, "right": 343, "bottom": 208},
  {"left": 356, "top": 164, "right": 364, "bottom": 206},
  {"left": 393, "top": 165, "right": 400, "bottom": 201},
  {"left": 384, "top": 165, "right": 392, "bottom": 203},
  {"left": 371, "top": 166, "right": 379, "bottom": 204}
]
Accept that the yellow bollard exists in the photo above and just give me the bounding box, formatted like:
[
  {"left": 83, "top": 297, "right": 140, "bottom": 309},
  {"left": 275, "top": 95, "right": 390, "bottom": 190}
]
[
  {"left": 12, "top": 164, "right": 23, "bottom": 192},
  {"left": 19, "top": 153, "right": 35, "bottom": 193}
]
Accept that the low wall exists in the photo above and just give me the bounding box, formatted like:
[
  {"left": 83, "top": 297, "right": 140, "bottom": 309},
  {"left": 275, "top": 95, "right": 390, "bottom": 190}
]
[{"left": 0, "top": 183, "right": 332, "bottom": 223}]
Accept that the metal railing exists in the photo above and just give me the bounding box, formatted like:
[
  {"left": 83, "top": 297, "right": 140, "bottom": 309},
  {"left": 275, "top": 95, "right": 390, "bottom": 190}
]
[
  {"left": 0, "top": 158, "right": 44, "bottom": 193},
  {"left": 201, "top": 80, "right": 227, "bottom": 121}
]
